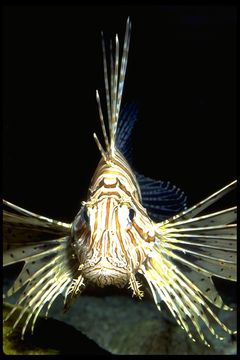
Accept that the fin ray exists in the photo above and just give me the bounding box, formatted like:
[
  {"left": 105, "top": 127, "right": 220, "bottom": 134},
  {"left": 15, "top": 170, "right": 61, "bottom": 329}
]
[
  {"left": 96, "top": 17, "right": 131, "bottom": 157},
  {"left": 3, "top": 200, "right": 78, "bottom": 339},
  {"left": 136, "top": 173, "right": 187, "bottom": 221},
  {"left": 140, "top": 181, "right": 237, "bottom": 344}
]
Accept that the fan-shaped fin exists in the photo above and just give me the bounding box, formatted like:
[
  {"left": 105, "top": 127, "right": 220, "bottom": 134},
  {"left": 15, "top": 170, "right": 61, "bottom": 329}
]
[
  {"left": 116, "top": 101, "right": 139, "bottom": 163},
  {"left": 3, "top": 200, "right": 79, "bottom": 339},
  {"left": 136, "top": 173, "right": 187, "bottom": 221},
  {"left": 140, "top": 180, "right": 237, "bottom": 346}
]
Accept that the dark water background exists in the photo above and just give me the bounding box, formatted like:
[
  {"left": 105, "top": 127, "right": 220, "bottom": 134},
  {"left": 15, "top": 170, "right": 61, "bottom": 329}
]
[{"left": 3, "top": 5, "right": 236, "bottom": 217}]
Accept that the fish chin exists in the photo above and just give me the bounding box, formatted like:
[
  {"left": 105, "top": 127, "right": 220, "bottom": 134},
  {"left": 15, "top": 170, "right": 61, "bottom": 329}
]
[{"left": 82, "top": 264, "right": 129, "bottom": 288}]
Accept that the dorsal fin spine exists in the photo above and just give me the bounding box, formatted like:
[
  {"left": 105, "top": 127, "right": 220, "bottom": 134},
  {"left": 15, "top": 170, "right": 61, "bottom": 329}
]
[
  {"left": 116, "top": 17, "right": 131, "bottom": 133},
  {"left": 93, "top": 133, "right": 108, "bottom": 163},
  {"left": 96, "top": 90, "right": 110, "bottom": 152},
  {"left": 101, "top": 31, "right": 112, "bottom": 129},
  {"left": 95, "top": 17, "right": 131, "bottom": 161}
]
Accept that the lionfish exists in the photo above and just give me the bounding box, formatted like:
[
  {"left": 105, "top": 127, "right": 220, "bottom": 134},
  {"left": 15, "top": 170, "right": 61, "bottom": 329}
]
[{"left": 3, "top": 18, "right": 237, "bottom": 347}]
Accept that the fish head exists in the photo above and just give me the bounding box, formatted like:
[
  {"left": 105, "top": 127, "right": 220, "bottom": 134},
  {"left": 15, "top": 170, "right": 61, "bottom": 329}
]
[{"left": 71, "top": 196, "right": 153, "bottom": 288}]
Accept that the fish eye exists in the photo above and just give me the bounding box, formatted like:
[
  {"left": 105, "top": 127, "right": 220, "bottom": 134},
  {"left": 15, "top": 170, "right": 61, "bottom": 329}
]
[
  {"left": 129, "top": 208, "right": 135, "bottom": 222},
  {"left": 82, "top": 207, "right": 90, "bottom": 223}
]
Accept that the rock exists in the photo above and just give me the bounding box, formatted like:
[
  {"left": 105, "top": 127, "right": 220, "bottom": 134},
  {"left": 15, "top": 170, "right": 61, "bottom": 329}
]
[
  {"left": 52, "top": 295, "right": 237, "bottom": 355},
  {"left": 3, "top": 289, "right": 236, "bottom": 355},
  {"left": 3, "top": 302, "right": 110, "bottom": 355}
]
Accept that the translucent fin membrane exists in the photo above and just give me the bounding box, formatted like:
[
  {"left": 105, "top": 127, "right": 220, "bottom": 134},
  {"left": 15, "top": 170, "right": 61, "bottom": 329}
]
[
  {"left": 3, "top": 200, "right": 79, "bottom": 339},
  {"left": 140, "top": 181, "right": 237, "bottom": 346},
  {"left": 4, "top": 236, "right": 78, "bottom": 339}
]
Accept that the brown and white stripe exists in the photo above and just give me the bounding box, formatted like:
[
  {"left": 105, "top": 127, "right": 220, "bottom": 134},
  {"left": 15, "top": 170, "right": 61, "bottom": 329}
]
[{"left": 72, "top": 148, "right": 155, "bottom": 289}]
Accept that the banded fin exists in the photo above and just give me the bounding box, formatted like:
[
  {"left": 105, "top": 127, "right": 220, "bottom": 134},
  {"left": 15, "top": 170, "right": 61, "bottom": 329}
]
[
  {"left": 164, "top": 207, "right": 236, "bottom": 228},
  {"left": 140, "top": 180, "right": 237, "bottom": 346},
  {"left": 136, "top": 173, "right": 187, "bottom": 221},
  {"left": 116, "top": 101, "right": 139, "bottom": 163},
  {"left": 3, "top": 200, "right": 71, "bottom": 253},
  {"left": 3, "top": 200, "right": 79, "bottom": 339},
  {"left": 166, "top": 180, "right": 236, "bottom": 223},
  {"left": 95, "top": 17, "right": 132, "bottom": 159}
]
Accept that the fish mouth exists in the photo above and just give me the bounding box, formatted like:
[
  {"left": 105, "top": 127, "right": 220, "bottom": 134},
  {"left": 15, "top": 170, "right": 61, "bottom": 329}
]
[{"left": 82, "top": 264, "right": 129, "bottom": 288}]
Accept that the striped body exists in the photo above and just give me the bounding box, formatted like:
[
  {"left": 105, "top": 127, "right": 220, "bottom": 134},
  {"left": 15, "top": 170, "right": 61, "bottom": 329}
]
[{"left": 72, "top": 150, "right": 154, "bottom": 288}]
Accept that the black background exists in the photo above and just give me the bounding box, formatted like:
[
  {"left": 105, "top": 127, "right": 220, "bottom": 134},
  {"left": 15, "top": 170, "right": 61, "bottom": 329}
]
[{"left": 3, "top": 5, "right": 236, "bottom": 222}]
